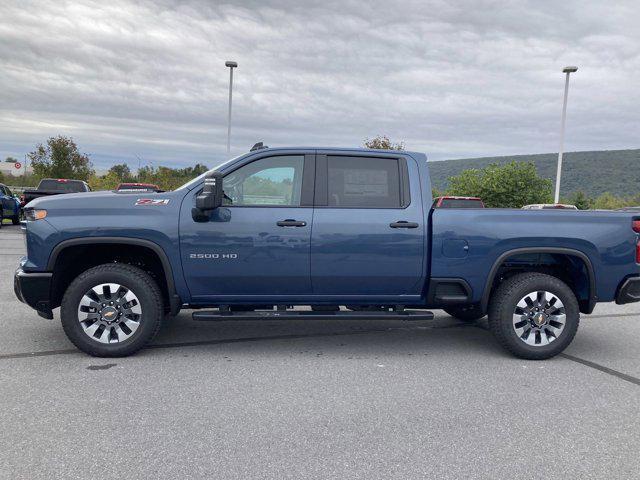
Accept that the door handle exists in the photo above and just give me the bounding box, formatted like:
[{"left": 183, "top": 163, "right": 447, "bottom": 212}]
[
  {"left": 389, "top": 221, "right": 419, "bottom": 229},
  {"left": 277, "top": 219, "right": 307, "bottom": 227}
]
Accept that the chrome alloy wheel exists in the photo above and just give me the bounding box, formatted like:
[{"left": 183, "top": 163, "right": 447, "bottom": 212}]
[
  {"left": 512, "top": 290, "right": 566, "bottom": 346},
  {"left": 77, "top": 283, "right": 142, "bottom": 344}
]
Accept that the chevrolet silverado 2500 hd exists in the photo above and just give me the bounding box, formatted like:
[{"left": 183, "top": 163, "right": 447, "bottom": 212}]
[{"left": 14, "top": 147, "right": 640, "bottom": 358}]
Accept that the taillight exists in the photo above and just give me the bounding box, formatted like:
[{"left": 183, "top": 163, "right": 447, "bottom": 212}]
[
  {"left": 633, "top": 220, "right": 640, "bottom": 233},
  {"left": 636, "top": 240, "right": 640, "bottom": 264}
]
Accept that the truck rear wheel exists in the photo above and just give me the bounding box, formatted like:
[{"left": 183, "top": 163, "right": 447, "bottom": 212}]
[
  {"left": 488, "top": 273, "right": 579, "bottom": 360},
  {"left": 443, "top": 305, "right": 485, "bottom": 322},
  {"left": 61, "top": 264, "right": 164, "bottom": 357}
]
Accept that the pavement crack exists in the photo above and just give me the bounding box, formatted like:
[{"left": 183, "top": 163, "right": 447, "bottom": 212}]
[
  {"left": 87, "top": 363, "right": 117, "bottom": 370},
  {"left": 559, "top": 353, "right": 640, "bottom": 387},
  {"left": 471, "top": 322, "right": 640, "bottom": 387},
  {"left": 0, "top": 321, "right": 474, "bottom": 360},
  {"left": 0, "top": 328, "right": 395, "bottom": 360}
]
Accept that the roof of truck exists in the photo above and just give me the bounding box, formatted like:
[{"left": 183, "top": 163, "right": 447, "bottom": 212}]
[{"left": 244, "top": 145, "right": 425, "bottom": 156}]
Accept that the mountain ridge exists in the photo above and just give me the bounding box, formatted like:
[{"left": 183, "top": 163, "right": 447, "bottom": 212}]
[{"left": 428, "top": 148, "right": 640, "bottom": 198}]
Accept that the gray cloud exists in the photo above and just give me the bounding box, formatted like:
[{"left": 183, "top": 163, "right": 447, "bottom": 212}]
[{"left": 1, "top": 0, "right": 639, "bottom": 170}]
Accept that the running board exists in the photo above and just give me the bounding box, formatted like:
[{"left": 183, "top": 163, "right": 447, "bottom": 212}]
[{"left": 192, "top": 310, "right": 434, "bottom": 322}]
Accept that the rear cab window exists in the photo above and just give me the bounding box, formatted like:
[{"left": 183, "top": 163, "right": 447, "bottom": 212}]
[
  {"left": 38, "top": 180, "right": 88, "bottom": 193},
  {"left": 437, "top": 198, "right": 484, "bottom": 208}
]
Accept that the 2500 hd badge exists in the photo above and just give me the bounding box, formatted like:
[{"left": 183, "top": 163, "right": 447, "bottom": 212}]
[{"left": 189, "top": 253, "right": 238, "bottom": 259}]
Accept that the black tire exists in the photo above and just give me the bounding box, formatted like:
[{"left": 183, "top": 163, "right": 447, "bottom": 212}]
[
  {"left": 12, "top": 214, "right": 20, "bottom": 225},
  {"left": 61, "top": 263, "right": 164, "bottom": 357},
  {"left": 488, "top": 273, "right": 579, "bottom": 360},
  {"left": 443, "top": 304, "right": 485, "bottom": 322}
]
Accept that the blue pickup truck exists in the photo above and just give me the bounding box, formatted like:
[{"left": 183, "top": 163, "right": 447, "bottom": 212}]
[
  {"left": 1, "top": 183, "right": 21, "bottom": 227},
  {"left": 14, "top": 146, "right": 640, "bottom": 359}
]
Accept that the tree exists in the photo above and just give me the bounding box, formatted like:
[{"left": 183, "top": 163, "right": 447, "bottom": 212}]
[
  {"left": 566, "top": 190, "right": 593, "bottom": 210},
  {"left": 5, "top": 156, "right": 17, "bottom": 163},
  {"left": 364, "top": 135, "right": 405, "bottom": 150},
  {"left": 28, "top": 136, "right": 94, "bottom": 181},
  {"left": 446, "top": 161, "right": 553, "bottom": 208},
  {"left": 88, "top": 171, "right": 121, "bottom": 191},
  {"left": 108, "top": 163, "right": 132, "bottom": 182},
  {"left": 593, "top": 192, "right": 628, "bottom": 210}
]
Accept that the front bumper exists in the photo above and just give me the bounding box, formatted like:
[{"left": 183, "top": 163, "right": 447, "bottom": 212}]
[
  {"left": 14, "top": 268, "right": 54, "bottom": 319},
  {"left": 615, "top": 277, "right": 640, "bottom": 305}
]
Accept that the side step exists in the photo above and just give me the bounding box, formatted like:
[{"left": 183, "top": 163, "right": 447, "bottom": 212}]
[{"left": 192, "top": 309, "right": 434, "bottom": 322}]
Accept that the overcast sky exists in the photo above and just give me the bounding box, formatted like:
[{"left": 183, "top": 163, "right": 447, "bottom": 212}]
[{"left": 1, "top": 0, "right": 639, "bottom": 170}]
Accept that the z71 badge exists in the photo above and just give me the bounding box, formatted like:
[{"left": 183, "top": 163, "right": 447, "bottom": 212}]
[{"left": 135, "top": 199, "right": 170, "bottom": 206}]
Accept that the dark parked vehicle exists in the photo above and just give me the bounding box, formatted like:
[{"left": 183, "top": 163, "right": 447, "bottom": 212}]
[
  {"left": 22, "top": 178, "right": 90, "bottom": 207},
  {"left": 116, "top": 182, "right": 162, "bottom": 193},
  {"left": 1, "top": 183, "right": 21, "bottom": 227},
  {"left": 14, "top": 146, "right": 640, "bottom": 359},
  {"left": 433, "top": 196, "right": 485, "bottom": 208}
]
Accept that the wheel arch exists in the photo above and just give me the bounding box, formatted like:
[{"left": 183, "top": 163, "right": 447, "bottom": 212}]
[
  {"left": 480, "top": 247, "right": 597, "bottom": 314},
  {"left": 48, "top": 237, "right": 180, "bottom": 315}
]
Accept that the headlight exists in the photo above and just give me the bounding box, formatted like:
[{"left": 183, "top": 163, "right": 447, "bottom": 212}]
[{"left": 24, "top": 209, "right": 47, "bottom": 221}]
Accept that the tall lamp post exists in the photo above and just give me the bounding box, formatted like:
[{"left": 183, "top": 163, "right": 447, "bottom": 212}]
[
  {"left": 554, "top": 65, "right": 578, "bottom": 204},
  {"left": 225, "top": 61, "right": 238, "bottom": 154}
]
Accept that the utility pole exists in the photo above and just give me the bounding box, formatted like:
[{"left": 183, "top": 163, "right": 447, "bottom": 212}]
[
  {"left": 225, "top": 61, "right": 238, "bottom": 154},
  {"left": 554, "top": 66, "right": 578, "bottom": 204}
]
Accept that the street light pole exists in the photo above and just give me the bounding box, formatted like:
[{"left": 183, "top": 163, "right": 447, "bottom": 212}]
[
  {"left": 225, "top": 61, "right": 238, "bottom": 154},
  {"left": 554, "top": 66, "right": 578, "bottom": 204}
]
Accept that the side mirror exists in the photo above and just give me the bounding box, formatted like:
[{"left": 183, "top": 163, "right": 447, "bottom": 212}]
[{"left": 195, "top": 171, "right": 223, "bottom": 211}]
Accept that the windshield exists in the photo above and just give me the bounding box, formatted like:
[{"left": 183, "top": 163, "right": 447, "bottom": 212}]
[{"left": 176, "top": 155, "right": 245, "bottom": 191}]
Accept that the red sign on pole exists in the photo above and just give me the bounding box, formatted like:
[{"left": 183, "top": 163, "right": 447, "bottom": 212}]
[{"left": 14, "top": 162, "right": 22, "bottom": 170}]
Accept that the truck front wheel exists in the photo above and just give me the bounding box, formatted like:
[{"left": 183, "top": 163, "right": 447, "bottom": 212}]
[
  {"left": 61, "top": 263, "right": 164, "bottom": 357},
  {"left": 488, "top": 273, "right": 579, "bottom": 360}
]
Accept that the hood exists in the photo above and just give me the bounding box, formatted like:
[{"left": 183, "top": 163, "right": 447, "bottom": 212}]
[{"left": 27, "top": 189, "right": 181, "bottom": 210}]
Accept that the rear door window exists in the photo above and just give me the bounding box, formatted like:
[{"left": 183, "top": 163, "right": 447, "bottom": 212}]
[
  {"left": 38, "top": 180, "right": 87, "bottom": 192},
  {"left": 326, "top": 156, "right": 401, "bottom": 208}
]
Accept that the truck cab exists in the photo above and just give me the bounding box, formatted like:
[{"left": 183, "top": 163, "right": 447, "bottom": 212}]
[{"left": 181, "top": 148, "right": 426, "bottom": 303}]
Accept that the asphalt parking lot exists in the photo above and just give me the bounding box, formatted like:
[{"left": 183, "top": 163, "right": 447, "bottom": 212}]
[{"left": 1, "top": 222, "right": 639, "bottom": 479}]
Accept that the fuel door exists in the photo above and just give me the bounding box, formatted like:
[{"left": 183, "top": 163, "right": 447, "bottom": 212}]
[{"left": 442, "top": 239, "right": 469, "bottom": 258}]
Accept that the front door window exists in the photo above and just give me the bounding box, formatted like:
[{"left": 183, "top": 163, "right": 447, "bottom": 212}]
[{"left": 223, "top": 155, "right": 304, "bottom": 207}]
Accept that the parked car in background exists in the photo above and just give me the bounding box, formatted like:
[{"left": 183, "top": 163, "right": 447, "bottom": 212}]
[
  {"left": 22, "top": 178, "right": 91, "bottom": 207},
  {"left": 0, "top": 183, "right": 21, "bottom": 227},
  {"left": 433, "top": 196, "right": 485, "bottom": 208},
  {"left": 522, "top": 203, "right": 578, "bottom": 210},
  {"left": 116, "top": 182, "right": 163, "bottom": 193}
]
